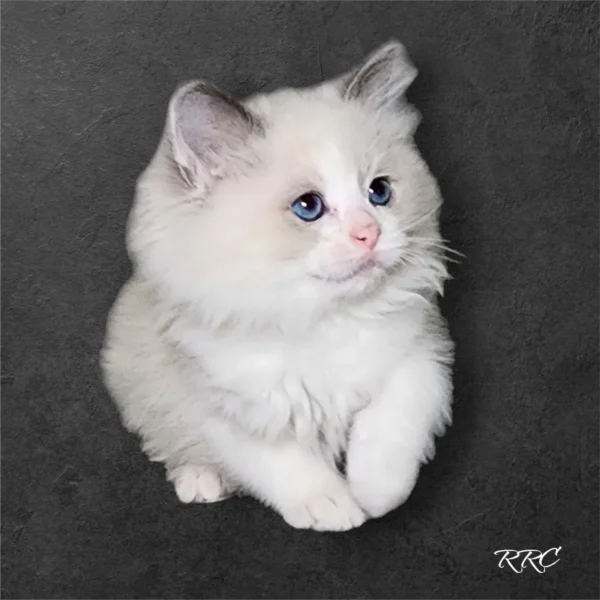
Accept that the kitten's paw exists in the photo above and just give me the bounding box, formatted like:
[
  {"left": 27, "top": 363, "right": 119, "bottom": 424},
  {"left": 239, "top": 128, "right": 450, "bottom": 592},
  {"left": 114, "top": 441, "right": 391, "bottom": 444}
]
[
  {"left": 279, "top": 485, "right": 366, "bottom": 531},
  {"left": 168, "top": 465, "right": 232, "bottom": 504},
  {"left": 348, "top": 452, "right": 420, "bottom": 518}
]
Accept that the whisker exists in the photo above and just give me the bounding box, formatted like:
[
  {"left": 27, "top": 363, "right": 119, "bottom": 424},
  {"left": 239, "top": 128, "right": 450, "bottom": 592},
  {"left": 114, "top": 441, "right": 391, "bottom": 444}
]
[
  {"left": 415, "top": 244, "right": 465, "bottom": 259},
  {"left": 409, "top": 237, "right": 466, "bottom": 260},
  {"left": 442, "top": 256, "right": 461, "bottom": 265}
]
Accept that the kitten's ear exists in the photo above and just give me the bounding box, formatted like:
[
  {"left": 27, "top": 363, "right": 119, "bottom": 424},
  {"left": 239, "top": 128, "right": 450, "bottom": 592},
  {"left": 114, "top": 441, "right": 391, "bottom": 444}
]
[
  {"left": 166, "top": 80, "right": 260, "bottom": 187},
  {"left": 342, "top": 40, "right": 418, "bottom": 111}
]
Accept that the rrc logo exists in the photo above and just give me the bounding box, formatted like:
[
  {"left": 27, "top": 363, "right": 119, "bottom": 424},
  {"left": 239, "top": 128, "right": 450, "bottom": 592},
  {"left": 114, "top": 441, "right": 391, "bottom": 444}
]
[{"left": 494, "top": 547, "right": 562, "bottom": 573}]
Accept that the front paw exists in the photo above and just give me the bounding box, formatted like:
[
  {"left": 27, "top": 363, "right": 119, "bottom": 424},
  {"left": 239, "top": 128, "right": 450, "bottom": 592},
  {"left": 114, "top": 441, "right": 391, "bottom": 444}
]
[
  {"left": 347, "top": 450, "right": 421, "bottom": 518},
  {"left": 278, "top": 481, "right": 366, "bottom": 532}
]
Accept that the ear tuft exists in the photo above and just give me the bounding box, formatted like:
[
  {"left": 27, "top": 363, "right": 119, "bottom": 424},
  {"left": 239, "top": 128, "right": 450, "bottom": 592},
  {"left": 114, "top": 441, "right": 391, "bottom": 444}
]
[
  {"left": 343, "top": 40, "right": 418, "bottom": 111},
  {"left": 167, "top": 80, "right": 260, "bottom": 187}
]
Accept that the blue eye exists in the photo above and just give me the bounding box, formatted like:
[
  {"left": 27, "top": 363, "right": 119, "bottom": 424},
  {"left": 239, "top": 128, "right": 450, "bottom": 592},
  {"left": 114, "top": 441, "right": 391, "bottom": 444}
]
[
  {"left": 291, "top": 193, "right": 325, "bottom": 222},
  {"left": 368, "top": 177, "right": 392, "bottom": 206}
]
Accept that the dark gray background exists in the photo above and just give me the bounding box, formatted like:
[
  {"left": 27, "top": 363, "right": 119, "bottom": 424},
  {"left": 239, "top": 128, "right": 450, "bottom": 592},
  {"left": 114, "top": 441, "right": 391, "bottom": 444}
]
[{"left": 2, "top": 1, "right": 598, "bottom": 599}]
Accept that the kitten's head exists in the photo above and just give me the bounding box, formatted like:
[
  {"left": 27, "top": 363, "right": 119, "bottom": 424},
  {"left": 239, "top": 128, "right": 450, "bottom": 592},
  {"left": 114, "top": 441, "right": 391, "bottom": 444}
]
[{"left": 130, "top": 41, "right": 448, "bottom": 328}]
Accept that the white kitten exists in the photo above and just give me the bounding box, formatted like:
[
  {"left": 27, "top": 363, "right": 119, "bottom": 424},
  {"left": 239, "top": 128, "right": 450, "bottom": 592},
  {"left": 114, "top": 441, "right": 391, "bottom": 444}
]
[{"left": 101, "top": 40, "right": 454, "bottom": 531}]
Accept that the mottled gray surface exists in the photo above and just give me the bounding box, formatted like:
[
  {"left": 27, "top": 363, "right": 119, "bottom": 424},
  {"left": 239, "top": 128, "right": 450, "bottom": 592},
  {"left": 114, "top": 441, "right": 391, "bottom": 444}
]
[{"left": 2, "top": 1, "right": 598, "bottom": 598}]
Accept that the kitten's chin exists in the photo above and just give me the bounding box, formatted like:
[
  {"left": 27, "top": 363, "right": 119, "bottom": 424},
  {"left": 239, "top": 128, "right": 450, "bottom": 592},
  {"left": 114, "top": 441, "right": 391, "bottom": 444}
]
[
  {"left": 312, "top": 257, "right": 377, "bottom": 282},
  {"left": 311, "top": 259, "right": 387, "bottom": 296}
]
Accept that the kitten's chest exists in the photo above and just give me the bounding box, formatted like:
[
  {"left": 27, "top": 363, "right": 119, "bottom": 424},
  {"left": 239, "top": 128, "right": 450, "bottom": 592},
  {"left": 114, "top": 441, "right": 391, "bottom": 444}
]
[
  {"left": 171, "top": 314, "right": 412, "bottom": 453},
  {"left": 175, "top": 316, "right": 401, "bottom": 407}
]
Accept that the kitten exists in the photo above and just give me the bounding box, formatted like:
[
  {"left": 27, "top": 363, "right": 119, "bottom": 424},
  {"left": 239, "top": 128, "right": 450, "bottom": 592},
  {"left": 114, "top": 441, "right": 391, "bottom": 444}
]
[{"left": 101, "top": 40, "right": 454, "bottom": 531}]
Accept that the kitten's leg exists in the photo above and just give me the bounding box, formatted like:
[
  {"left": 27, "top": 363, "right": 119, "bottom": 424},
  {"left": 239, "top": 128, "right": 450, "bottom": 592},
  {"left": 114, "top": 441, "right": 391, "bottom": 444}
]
[
  {"left": 102, "top": 280, "right": 236, "bottom": 505},
  {"left": 347, "top": 352, "right": 452, "bottom": 518},
  {"left": 204, "top": 419, "right": 366, "bottom": 531}
]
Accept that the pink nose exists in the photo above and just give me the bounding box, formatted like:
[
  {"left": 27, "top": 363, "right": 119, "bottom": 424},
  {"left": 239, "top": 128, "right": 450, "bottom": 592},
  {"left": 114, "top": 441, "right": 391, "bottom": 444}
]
[{"left": 349, "top": 221, "right": 381, "bottom": 251}]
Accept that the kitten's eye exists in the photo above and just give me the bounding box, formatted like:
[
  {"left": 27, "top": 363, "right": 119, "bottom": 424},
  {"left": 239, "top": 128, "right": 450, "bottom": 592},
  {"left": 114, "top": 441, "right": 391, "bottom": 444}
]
[
  {"left": 291, "top": 193, "right": 325, "bottom": 222},
  {"left": 368, "top": 177, "right": 392, "bottom": 206}
]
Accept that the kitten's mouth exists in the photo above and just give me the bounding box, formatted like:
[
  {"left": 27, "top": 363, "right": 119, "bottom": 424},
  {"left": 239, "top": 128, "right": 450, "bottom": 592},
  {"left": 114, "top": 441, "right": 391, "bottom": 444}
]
[{"left": 315, "top": 258, "right": 378, "bottom": 283}]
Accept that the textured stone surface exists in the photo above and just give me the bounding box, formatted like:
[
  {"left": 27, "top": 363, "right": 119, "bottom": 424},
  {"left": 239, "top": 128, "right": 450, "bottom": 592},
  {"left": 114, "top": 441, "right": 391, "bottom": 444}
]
[{"left": 2, "top": 1, "right": 598, "bottom": 598}]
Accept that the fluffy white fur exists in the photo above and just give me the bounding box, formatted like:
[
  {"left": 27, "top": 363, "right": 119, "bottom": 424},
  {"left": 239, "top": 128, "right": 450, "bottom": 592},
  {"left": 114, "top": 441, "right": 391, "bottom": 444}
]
[{"left": 101, "top": 40, "right": 454, "bottom": 531}]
